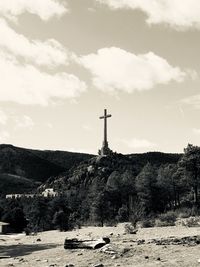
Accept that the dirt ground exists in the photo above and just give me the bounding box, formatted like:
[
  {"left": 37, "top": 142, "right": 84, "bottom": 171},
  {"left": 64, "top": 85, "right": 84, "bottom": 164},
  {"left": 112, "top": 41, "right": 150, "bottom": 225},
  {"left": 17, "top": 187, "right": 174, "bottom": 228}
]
[{"left": 0, "top": 224, "right": 200, "bottom": 267}]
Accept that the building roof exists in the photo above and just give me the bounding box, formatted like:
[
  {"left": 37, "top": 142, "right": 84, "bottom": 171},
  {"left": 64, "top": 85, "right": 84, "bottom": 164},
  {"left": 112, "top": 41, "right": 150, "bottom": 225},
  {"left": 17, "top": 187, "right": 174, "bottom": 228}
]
[{"left": 0, "top": 222, "right": 9, "bottom": 226}]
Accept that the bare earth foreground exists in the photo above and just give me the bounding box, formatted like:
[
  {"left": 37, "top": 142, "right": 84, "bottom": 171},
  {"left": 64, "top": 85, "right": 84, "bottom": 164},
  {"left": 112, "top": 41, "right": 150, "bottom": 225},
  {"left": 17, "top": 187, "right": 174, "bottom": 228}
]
[{"left": 0, "top": 224, "right": 200, "bottom": 267}]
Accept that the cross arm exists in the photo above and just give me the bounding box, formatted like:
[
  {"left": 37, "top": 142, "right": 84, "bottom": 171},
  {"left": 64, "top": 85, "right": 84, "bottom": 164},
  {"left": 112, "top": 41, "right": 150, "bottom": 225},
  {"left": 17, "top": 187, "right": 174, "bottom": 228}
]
[{"left": 99, "top": 115, "right": 112, "bottom": 119}]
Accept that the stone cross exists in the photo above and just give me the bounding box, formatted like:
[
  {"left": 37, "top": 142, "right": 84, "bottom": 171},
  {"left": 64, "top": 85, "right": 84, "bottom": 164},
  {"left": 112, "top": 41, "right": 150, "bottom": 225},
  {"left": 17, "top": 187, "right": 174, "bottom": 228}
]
[{"left": 99, "top": 109, "right": 112, "bottom": 155}]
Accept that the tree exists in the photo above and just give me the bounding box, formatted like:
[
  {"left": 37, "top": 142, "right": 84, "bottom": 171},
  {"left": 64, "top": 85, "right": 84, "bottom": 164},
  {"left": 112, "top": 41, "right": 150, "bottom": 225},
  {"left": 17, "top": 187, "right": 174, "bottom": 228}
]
[
  {"left": 179, "top": 144, "right": 200, "bottom": 206},
  {"left": 135, "top": 163, "right": 158, "bottom": 213},
  {"left": 157, "top": 164, "right": 179, "bottom": 211},
  {"left": 51, "top": 195, "right": 74, "bottom": 231},
  {"left": 27, "top": 197, "right": 51, "bottom": 232},
  {"left": 52, "top": 209, "right": 69, "bottom": 231},
  {"left": 90, "top": 190, "right": 110, "bottom": 226},
  {"left": 2, "top": 207, "right": 27, "bottom": 232}
]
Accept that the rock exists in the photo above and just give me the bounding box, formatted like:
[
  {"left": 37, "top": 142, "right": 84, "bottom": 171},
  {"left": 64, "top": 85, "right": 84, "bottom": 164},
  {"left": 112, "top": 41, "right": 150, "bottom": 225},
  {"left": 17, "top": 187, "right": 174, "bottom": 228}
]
[
  {"left": 36, "top": 238, "right": 41, "bottom": 242},
  {"left": 130, "top": 229, "right": 138, "bottom": 234},
  {"left": 121, "top": 247, "right": 130, "bottom": 254},
  {"left": 41, "top": 259, "right": 48, "bottom": 263},
  {"left": 100, "top": 244, "right": 118, "bottom": 255},
  {"left": 65, "top": 265, "right": 74, "bottom": 267},
  {"left": 148, "top": 235, "right": 200, "bottom": 246},
  {"left": 145, "top": 256, "right": 149, "bottom": 259},
  {"left": 93, "top": 264, "right": 104, "bottom": 267},
  {"left": 157, "top": 257, "right": 161, "bottom": 261},
  {"left": 64, "top": 237, "right": 110, "bottom": 249},
  {"left": 112, "top": 255, "right": 119, "bottom": 259},
  {"left": 198, "top": 259, "right": 200, "bottom": 263},
  {"left": 110, "top": 232, "right": 113, "bottom": 236},
  {"left": 87, "top": 165, "right": 95, "bottom": 174},
  {"left": 137, "top": 239, "right": 145, "bottom": 245}
]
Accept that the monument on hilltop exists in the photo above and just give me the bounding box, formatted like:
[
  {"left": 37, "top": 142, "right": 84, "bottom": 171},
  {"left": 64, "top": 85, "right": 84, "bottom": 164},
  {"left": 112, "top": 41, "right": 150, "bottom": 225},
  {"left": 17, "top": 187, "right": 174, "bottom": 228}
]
[{"left": 99, "top": 109, "right": 113, "bottom": 156}]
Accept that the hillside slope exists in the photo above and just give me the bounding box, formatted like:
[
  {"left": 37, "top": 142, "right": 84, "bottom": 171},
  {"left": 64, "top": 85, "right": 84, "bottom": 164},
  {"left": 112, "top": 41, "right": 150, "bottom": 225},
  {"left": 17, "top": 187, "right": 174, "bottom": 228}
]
[
  {"left": 31, "top": 149, "right": 94, "bottom": 169},
  {"left": 42, "top": 152, "right": 182, "bottom": 192},
  {"left": 0, "top": 144, "right": 93, "bottom": 194},
  {"left": 0, "top": 173, "right": 37, "bottom": 194}
]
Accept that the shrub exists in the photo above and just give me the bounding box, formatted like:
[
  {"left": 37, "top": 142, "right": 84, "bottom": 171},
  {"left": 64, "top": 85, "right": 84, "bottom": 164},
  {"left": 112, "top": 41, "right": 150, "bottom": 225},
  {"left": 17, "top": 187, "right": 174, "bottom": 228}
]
[
  {"left": 130, "top": 201, "right": 145, "bottom": 228},
  {"left": 140, "top": 218, "right": 155, "bottom": 228},
  {"left": 181, "top": 216, "right": 200, "bottom": 227},
  {"left": 124, "top": 223, "right": 136, "bottom": 234},
  {"left": 105, "top": 220, "right": 117, "bottom": 227},
  {"left": 155, "top": 211, "right": 177, "bottom": 227},
  {"left": 176, "top": 207, "right": 191, "bottom": 219},
  {"left": 117, "top": 205, "right": 128, "bottom": 222}
]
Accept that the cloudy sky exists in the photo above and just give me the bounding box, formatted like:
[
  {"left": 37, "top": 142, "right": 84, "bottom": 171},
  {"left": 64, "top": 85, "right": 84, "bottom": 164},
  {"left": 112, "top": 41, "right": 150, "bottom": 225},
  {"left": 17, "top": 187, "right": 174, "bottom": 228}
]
[{"left": 0, "top": 0, "right": 200, "bottom": 154}]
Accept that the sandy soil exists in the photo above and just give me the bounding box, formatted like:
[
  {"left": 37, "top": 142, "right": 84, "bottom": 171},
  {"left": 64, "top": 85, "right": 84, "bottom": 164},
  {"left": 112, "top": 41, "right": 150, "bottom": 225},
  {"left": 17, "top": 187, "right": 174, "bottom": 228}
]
[{"left": 0, "top": 224, "right": 200, "bottom": 267}]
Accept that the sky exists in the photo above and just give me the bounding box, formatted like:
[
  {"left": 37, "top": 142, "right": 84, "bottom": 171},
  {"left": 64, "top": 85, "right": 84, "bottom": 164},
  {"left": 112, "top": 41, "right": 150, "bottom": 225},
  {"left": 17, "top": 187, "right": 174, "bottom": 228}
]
[{"left": 0, "top": 0, "right": 200, "bottom": 154}]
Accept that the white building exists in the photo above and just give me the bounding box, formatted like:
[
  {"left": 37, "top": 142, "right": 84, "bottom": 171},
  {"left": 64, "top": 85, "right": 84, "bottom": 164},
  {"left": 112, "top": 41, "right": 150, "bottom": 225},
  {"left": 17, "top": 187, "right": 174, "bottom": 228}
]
[
  {"left": 6, "top": 194, "right": 34, "bottom": 199},
  {"left": 0, "top": 222, "right": 9, "bottom": 234},
  {"left": 41, "top": 188, "right": 57, "bottom": 197}
]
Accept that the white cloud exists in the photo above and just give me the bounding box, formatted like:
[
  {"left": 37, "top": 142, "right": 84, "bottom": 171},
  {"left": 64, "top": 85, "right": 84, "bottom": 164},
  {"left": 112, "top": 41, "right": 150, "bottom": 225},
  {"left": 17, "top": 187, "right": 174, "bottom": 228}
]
[
  {"left": 0, "top": 0, "right": 67, "bottom": 21},
  {"left": 0, "top": 130, "right": 10, "bottom": 142},
  {"left": 0, "top": 51, "right": 87, "bottom": 106},
  {"left": 119, "top": 137, "right": 157, "bottom": 149},
  {"left": 181, "top": 94, "right": 200, "bottom": 109},
  {"left": 46, "top": 123, "right": 53, "bottom": 129},
  {"left": 15, "top": 115, "right": 35, "bottom": 130},
  {"left": 82, "top": 124, "right": 93, "bottom": 132},
  {"left": 193, "top": 128, "right": 200, "bottom": 135},
  {"left": 96, "top": 0, "right": 200, "bottom": 30},
  {"left": 0, "top": 110, "right": 8, "bottom": 125},
  {"left": 0, "top": 19, "right": 70, "bottom": 68},
  {"left": 79, "top": 47, "right": 185, "bottom": 93}
]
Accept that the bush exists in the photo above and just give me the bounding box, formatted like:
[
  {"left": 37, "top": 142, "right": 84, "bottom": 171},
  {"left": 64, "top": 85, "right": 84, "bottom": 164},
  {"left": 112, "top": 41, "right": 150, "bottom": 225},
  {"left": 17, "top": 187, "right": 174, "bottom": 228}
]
[
  {"left": 140, "top": 218, "right": 155, "bottom": 228},
  {"left": 181, "top": 216, "right": 200, "bottom": 227},
  {"left": 105, "top": 220, "right": 117, "bottom": 227},
  {"left": 155, "top": 211, "right": 177, "bottom": 227},
  {"left": 124, "top": 223, "right": 136, "bottom": 234},
  {"left": 175, "top": 207, "right": 192, "bottom": 218},
  {"left": 117, "top": 205, "right": 128, "bottom": 222},
  {"left": 130, "top": 201, "right": 145, "bottom": 228}
]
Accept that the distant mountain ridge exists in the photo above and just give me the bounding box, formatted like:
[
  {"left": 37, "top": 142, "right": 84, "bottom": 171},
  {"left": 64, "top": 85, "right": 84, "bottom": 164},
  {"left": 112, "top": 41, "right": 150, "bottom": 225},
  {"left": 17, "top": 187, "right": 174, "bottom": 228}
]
[{"left": 0, "top": 144, "right": 94, "bottom": 194}]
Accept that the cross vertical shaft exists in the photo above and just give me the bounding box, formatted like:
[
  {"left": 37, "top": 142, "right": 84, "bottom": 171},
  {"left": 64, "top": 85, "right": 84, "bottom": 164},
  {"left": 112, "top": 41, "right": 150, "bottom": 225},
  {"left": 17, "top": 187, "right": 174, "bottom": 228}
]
[
  {"left": 104, "top": 109, "right": 108, "bottom": 145},
  {"left": 99, "top": 109, "right": 112, "bottom": 155}
]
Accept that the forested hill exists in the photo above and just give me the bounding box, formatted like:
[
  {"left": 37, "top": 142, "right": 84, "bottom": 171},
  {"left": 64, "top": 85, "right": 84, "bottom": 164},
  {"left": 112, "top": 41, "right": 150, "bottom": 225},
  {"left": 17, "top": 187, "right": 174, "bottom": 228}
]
[
  {"left": 1, "top": 144, "right": 199, "bottom": 232},
  {"left": 42, "top": 152, "right": 182, "bottom": 192},
  {"left": 39, "top": 151, "right": 184, "bottom": 223},
  {"left": 0, "top": 144, "right": 93, "bottom": 194},
  {"left": 128, "top": 152, "right": 181, "bottom": 166}
]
